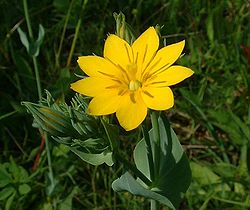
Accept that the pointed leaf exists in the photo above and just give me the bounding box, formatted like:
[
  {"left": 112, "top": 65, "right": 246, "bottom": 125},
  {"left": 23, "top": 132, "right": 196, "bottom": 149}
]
[
  {"left": 17, "top": 27, "right": 29, "bottom": 52},
  {"left": 37, "top": 24, "right": 45, "bottom": 46},
  {"left": 0, "top": 187, "right": 15, "bottom": 201},
  {"left": 112, "top": 172, "right": 175, "bottom": 209},
  {"left": 31, "top": 24, "right": 45, "bottom": 57},
  {"left": 59, "top": 187, "right": 78, "bottom": 210},
  {"left": 133, "top": 114, "right": 191, "bottom": 208},
  {"left": 70, "top": 147, "right": 113, "bottom": 166}
]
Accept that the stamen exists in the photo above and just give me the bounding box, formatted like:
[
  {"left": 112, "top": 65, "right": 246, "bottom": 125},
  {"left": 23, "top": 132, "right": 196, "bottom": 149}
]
[
  {"left": 141, "top": 51, "right": 158, "bottom": 78},
  {"left": 145, "top": 80, "right": 167, "bottom": 88},
  {"left": 105, "top": 85, "right": 120, "bottom": 89},
  {"left": 131, "top": 48, "right": 135, "bottom": 63},
  {"left": 135, "top": 52, "right": 139, "bottom": 64},
  {"left": 149, "top": 81, "right": 166, "bottom": 85},
  {"left": 117, "top": 64, "right": 130, "bottom": 82},
  {"left": 141, "top": 58, "right": 162, "bottom": 81},
  {"left": 111, "top": 78, "right": 122, "bottom": 84},
  {"left": 130, "top": 93, "right": 136, "bottom": 103},
  {"left": 142, "top": 44, "right": 148, "bottom": 64},
  {"left": 98, "top": 71, "right": 115, "bottom": 78},
  {"left": 124, "top": 44, "right": 132, "bottom": 63},
  {"left": 142, "top": 90, "right": 154, "bottom": 98},
  {"left": 118, "top": 89, "right": 127, "bottom": 96},
  {"left": 149, "top": 63, "right": 170, "bottom": 77}
]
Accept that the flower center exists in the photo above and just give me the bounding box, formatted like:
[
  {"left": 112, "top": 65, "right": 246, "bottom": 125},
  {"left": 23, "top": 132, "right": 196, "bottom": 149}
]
[{"left": 129, "top": 80, "right": 141, "bottom": 91}]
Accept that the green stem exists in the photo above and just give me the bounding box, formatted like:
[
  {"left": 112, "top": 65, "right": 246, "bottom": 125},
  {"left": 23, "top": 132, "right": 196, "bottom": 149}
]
[
  {"left": 150, "top": 111, "right": 161, "bottom": 177},
  {"left": 23, "top": 0, "right": 33, "bottom": 39},
  {"left": 141, "top": 124, "right": 154, "bottom": 181},
  {"left": 23, "top": 0, "right": 55, "bottom": 194},
  {"left": 55, "top": 0, "right": 74, "bottom": 68},
  {"left": 101, "top": 119, "right": 151, "bottom": 186},
  {"left": 151, "top": 199, "right": 160, "bottom": 210},
  {"left": 101, "top": 118, "right": 114, "bottom": 151},
  {"left": 66, "top": 0, "right": 88, "bottom": 67},
  {"left": 32, "top": 56, "right": 42, "bottom": 101},
  {"left": 150, "top": 111, "right": 161, "bottom": 210},
  {"left": 44, "top": 133, "right": 55, "bottom": 189}
]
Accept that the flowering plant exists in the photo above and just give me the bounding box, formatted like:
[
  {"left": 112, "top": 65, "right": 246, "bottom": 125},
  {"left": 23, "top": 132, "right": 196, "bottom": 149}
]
[{"left": 23, "top": 13, "right": 193, "bottom": 210}]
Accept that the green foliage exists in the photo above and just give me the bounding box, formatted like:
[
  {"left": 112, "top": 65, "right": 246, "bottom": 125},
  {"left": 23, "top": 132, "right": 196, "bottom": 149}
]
[
  {"left": 1, "top": 0, "right": 250, "bottom": 209},
  {"left": 17, "top": 24, "right": 45, "bottom": 57},
  {"left": 23, "top": 92, "right": 114, "bottom": 166},
  {"left": 0, "top": 158, "right": 32, "bottom": 210},
  {"left": 113, "top": 114, "right": 191, "bottom": 209}
]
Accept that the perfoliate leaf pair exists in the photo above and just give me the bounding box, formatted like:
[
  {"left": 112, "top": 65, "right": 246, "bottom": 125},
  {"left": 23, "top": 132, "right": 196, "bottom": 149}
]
[{"left": 17, "top": 24, "right": 45, "bottom": 57}]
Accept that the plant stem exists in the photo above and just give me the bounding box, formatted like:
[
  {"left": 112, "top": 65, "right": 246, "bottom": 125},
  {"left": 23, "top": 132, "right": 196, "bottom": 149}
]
[
  {"left": 44, "top": 132, "right": 55, "bottom": 190},
  {"left": 55, "top": 0, "right": 74, "bottom": 68},
  {"left": 32, "top": 56, "right": 42, "bottom": 101},
  {"left": 23, "top": 0, "right": 33, "bottom": 39},
  {"left": 141, "top": 124, "right": 154, "bottom": 181},
  {"left": 101, "top": 118, "right": 114, "bottom": 151},
  {"left": 23, "top": 0, "right": 55, "bottom": 193},
  {"left": 150, "top": 111, "right": 161, "bottom": 210},
  {"left": 151, "top": 199, "right": 160, "bottom": 210},
  {"left": 101, "top": 119, "right": 151, "bottom": 186},
  {"left": 66, "top": 0, "right": 88, "bottom": 67},
  {"left": 150, "top": 111, "right": 161, "bottom": 177}
]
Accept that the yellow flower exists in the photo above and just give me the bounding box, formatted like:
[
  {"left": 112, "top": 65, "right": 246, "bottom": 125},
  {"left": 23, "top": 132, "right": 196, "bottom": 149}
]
[{"left": 71, "top": 27, "right": 193, "bottom": 131}]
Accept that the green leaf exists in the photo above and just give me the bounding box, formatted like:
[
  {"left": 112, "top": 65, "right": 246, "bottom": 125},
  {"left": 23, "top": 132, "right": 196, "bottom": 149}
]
[
  {"left": 207, "top": 12, "right": 214, "bottom": 43},
  {"left": 18, "top": 184, "right": 31, "bottom": 195},
  {"left": 70, "top": 147, "right": 113, "bottom": 166},
  {"left": 22, "top": 102, "right": 76, "bottom": 137},
  {"left": 17, "top": 24, "right": 45, "bottom": 57},
  {"left": 17, "top": 27, "right": 29, "bottom": 52},
  {"left": 53, "top": 0, "right": 70, "bottom": 12},
  {"left": 0, "top": 187, "right": 15, "bottom": 201},
  {"left": 5, "top": 191, "right": 16, "bottom": 210},
  {"left": 191, "top": 162, "right": 219, "bottom": 185},
  {"left": 9, "top": 157, "right": 29, "bottom": 183},
  {"left": 191, "top": 162, "right": 230, "bottom": 192},
  {"left": 0, "top": 166, "right": 11, "bottom": 188},
  {"left": 31, "top": 24, "right": 45, "bottom": 57},
  {"left": 41, "top": 203, "right": 53, "bottom": 210},
  {"left": 59, "top": 187, "right": 78, "bottom": 210},
  {"left": 37, "top": 24, "right": 45, "bottom": 46},
  {"left": 112, "top": 172, "right": 175, "bottom": 209},
  {"left": 114, "top": 114, "right": 191, "bottom": 209}
]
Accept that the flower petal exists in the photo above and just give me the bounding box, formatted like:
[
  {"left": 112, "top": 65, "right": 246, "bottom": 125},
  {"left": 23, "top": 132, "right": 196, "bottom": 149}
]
[
  {"left": 155, "top": 65, "right": 194, "bottom": 86},
  {"left": 77, "top": 56, "right": 120, "bottom": 78},
  {"left": 104, "top": 34, "right": 133, "bottom": 70},
  {"left": 144, "top": 40, "right": 185, "bottom": 77},
  {"left": 132, "top": 27, "right": 159, "bottom": 74},
  {"left": 141, "top": 86, "right": 174, "bottom": 110},
  {"left": 88, "top": 91, "right": 121, "bottom": 115},
  {"left": 116, "top": 92, "right": 147, "bottom": 131},
  {"left": 70, "top": 77, "right": 119, "bottom": 97}
]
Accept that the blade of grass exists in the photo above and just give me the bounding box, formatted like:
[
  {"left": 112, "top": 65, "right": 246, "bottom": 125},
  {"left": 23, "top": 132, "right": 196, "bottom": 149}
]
[
  {"left": 66, "top": 0, "right": 88, "bottom": 67},
  {"left": 55, "top": 0, "right": 75, "bottom": 68},
  {"left": 181, "top": 90, "right": 230, "bottom": 163},
  {"left": 0, "top": 110, "right": 17, "bottom": 121}
]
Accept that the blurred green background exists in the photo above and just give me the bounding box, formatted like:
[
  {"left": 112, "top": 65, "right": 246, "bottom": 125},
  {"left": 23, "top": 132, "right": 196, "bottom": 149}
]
[{"left": 0, "top": 0, "right": 250, "bottom": 209}]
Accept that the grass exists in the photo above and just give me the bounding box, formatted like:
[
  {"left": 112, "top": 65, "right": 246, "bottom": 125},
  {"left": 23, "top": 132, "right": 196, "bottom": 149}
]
[{"left": 0, "top": 0, "right": 250, "bottom": 209}]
